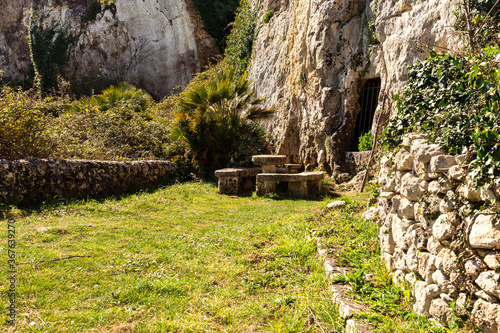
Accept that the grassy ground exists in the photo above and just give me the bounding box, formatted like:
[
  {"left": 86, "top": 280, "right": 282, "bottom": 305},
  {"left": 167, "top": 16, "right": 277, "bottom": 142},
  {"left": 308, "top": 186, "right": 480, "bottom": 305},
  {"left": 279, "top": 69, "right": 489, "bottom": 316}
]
[
  {"left": 1, "top": 180, "right": 473, "bottom": 332},
  {"left": 1, "top": 181, "right": 345, "bottom": 332}
]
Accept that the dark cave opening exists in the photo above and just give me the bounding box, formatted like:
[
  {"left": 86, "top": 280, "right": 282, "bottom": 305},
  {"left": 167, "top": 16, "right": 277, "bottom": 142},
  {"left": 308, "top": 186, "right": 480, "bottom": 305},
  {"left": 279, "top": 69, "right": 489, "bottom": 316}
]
[{"left": 349, "top": 77, "right": 381, "bottom": 151}]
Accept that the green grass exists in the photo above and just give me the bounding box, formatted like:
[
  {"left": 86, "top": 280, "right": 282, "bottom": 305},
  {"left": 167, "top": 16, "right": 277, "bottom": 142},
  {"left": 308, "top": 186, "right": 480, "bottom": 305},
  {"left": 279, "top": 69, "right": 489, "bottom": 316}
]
[
  {"left": 315, "top": 195, "right": 475, "bottom": 332},
  {"left": 1, "top": 181, "right": 344, "bottom": 332}
]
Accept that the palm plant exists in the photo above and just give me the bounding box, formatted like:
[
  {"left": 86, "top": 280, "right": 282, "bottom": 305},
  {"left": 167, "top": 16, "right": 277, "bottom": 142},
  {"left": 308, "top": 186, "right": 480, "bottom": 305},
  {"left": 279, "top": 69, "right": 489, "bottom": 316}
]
[{"left": 171, "top": 68, "right": 274, "bottom": 172}]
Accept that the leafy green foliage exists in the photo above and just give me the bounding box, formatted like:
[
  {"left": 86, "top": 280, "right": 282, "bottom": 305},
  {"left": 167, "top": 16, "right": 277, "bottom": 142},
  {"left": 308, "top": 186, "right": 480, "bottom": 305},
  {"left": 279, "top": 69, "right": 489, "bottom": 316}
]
[
  {"left": 262, "top": 10, "right": 274, "bottom": 23},
  {"left": 191, "top": 0, "right": 240, "bottom": 49},
  {"left": 380, "top": 50, "right": 500, "bottom": 186},
  {"left": 51, "top": 83, "right": 170, "bottom": 160},
  {"left": 171, "top": 68, "right": 273, "bottom": 172},
  {"left": 224, "top": 0, "right": 259, "bottom": 76},
  {"left": 358, "top": 130, "right": 373, "bottom": 151},
  {"left": 454, "top": 0, "right": 500, "bottom": 50},
  {"left": 87, "top": 82, "right": 153, "bottom": 113},
  {"left": 0, "top": 87, "right": 54, "bottom": 159},
  {"left": 28, "top": 14, "right": 78, "bottom": 94}
]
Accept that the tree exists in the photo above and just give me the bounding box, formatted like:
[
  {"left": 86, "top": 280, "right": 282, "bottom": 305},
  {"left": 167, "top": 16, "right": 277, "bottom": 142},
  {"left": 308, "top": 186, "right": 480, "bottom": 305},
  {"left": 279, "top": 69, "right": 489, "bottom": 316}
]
[{"left": 171, "top": 68, "right": 274, "bottom": 172}]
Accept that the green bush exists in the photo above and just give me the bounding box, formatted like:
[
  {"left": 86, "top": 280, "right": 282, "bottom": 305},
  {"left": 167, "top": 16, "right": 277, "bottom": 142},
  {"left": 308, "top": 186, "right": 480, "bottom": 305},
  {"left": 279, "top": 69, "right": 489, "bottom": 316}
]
[
  {"left": 262, "top": 10, "right": 273, "bottom": 23},
  {"left": 51, "top": 83, "right": 170, "bottom": 160},
  {"left": 380, "top": 49, "right": 500, "bottom": 187},
  {"left": 0, "top": 87, "right": 55, "bottom": 159},
  {"left": 224, "top": 0, "right": 259, "bottom": 76},
  {"left": 170, "top": 68, "right": 273, "bottom": 172},
  {"left": 28, "top": 14, "right": 78, "bottom": 94},
  {"left": 358, "top": 131, "right": 373, "bottom": 151}
]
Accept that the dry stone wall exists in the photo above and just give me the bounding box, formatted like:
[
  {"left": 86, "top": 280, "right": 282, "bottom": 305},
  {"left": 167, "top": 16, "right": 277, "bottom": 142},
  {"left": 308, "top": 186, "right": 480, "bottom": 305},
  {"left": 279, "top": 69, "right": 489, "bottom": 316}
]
[
  {"left": 0, "top": 158, "right": 178, "bottom": 205},
  {"left": 369, "top": 134, "right": 500, "bottom": 331}
]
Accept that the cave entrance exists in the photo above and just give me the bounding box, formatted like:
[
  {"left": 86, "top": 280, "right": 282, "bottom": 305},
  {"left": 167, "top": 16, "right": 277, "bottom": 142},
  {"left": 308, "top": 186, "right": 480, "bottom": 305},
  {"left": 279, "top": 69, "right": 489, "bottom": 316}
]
[{"left": 349, "top": 77, "right": 381, "bottom": 151}]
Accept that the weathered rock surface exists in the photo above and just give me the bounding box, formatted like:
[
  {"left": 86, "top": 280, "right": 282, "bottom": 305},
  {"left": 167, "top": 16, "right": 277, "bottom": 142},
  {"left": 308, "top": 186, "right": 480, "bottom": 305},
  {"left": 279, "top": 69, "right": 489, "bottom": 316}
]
[
  {"left": 472, "top": 299, "right": 500, "bottom": 333},
  {"left": 249, "top": 0, "right": 458, "bottom": 171},
  {"left": 0, "top": 0, "right": 218, "bottom": 98},
  {"left": 469, "top": 214, "right": 500, "bottom": 249}
]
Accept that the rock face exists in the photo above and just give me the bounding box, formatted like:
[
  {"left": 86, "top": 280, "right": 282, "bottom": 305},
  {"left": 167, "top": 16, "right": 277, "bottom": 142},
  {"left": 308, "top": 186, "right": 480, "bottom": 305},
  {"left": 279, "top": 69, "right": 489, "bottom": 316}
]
[
  {"left": 0, "top": 0, "right": 218, "bottom": 98},
  {"left": 249, "top": 0, "right": 459, "bottom": 171}
]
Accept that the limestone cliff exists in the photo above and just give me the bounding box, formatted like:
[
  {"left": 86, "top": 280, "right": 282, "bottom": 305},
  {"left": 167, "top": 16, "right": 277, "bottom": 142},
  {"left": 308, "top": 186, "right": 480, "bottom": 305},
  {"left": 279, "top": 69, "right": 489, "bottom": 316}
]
[
  {"left": 0, "top": 0, "right": 218, "bottom": 98},
  {"left": 249, "top": 0, "right": 460, "bottom": 173}
]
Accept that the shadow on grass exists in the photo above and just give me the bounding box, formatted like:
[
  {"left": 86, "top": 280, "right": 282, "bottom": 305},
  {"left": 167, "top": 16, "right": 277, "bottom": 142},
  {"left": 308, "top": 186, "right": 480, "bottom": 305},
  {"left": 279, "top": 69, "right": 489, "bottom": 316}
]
[{"left": 0, "top": 175, "right": 193, "bottom": 217}]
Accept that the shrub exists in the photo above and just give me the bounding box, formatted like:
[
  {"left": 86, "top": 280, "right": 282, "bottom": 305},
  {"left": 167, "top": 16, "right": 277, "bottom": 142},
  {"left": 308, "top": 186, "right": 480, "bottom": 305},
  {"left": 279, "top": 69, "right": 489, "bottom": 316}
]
[
  {"left": 224, "top": 0, "right": 259, "bottom": 76},
  {"left": 170, "top": 68, "right": 274, "bottom": 172},
  {"left": 28, "top": 13, "right": 78, "bottom": 94},
  {"left": 380, "top": 50, "right": 500, "bottom": 186},
  {"left": 262, "top": 10, "right": 273, "bottom": 23},
  {"left": 50, "top": 83, "right": 170, "bottom": 160},
  {"left": 358, "top": 131, "right": 373, "bottom": 151},
  {"left": 0, "top": 87, "right": 55, "bottom": 159}
]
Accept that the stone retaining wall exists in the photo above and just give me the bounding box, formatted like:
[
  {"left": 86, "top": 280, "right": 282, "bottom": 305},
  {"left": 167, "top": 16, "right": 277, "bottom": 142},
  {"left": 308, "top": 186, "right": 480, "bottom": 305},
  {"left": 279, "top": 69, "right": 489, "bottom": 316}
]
[
  {"left": 368, "top": 134, "right": 500, "bottom": 332},
  {"left": 0, "top": 158, "right": 178, "bottom": 205}
]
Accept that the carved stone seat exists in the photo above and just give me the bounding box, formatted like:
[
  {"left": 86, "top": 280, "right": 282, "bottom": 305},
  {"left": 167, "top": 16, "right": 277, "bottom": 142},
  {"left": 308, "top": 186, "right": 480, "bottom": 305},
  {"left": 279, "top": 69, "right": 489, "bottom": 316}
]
[{"left": 256, "top": 171, "right": 324, "bottom": 196}]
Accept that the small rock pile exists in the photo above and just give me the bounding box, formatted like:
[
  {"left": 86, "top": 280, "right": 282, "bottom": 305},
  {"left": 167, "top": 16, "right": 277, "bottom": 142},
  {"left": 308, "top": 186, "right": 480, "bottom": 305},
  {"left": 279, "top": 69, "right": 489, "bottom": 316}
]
[{"left": 369, "top": 133, "right": 500, "bottom": 332}]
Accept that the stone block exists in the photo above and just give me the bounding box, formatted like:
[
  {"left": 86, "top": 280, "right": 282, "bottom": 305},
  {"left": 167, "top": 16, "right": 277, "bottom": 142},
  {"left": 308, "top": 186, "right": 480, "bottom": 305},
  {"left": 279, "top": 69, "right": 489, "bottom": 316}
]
[
  {"left": 430, "top": 155, "right": 457, "bottom": 173},
  {"left": 410, "top": 140, "right": 444, "bottom": 164},
  {"left": 429, "top": 298, "right": 453, "bottom": 323},
  {"left": 428, "top": 178, "right": 453, "bottom": 195},
  {"left": 392, "top": 215, "right": 415, "bottom": 250},
  {"left": 484, "top": 251, "right": 500, "bottom": 270},
  {"left": 427, "top": 236, "right": 444, "bottom": 255},
  {"left": 457, "top": 179, "right": 481, "bottom": 202},
  {"left": 395, "top": 148, "right": 414, "bottom": 171},
  {"left": 448, "top": 165, "right": 466, "bottom": 181},
  {"left": 432, "top": 213, "right": 459, "bottom": 243},
  {"left": 475, "top": 271, "right": 500, "bottom": 298},
  {"left": 413, "top": 281, "right": 432, "bottom": 315},
  {"left": 469, "top": 214, "right": 500, "bottom": 249},
  {"left": 472, "top": 299, "right": 500, "bottom": 333},
  {"left": 435, "top": 248, "right": 458, "bottom": 275},
  {"left": 464, "top": 257, "right": 485, "bottom": 280},
  {"left": 401, "top": 173, "right": 421, "bottom": 201}
]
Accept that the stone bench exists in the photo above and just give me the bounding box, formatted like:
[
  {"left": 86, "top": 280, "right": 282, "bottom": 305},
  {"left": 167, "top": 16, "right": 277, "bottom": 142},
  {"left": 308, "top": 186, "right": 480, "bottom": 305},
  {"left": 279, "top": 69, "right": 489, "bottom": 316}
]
[
  {"left": 215, "top": 167, "right": 263, "bottom": 195},
  {"left": 256, "top": 171, "right": 324, "bottom": 196}
]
